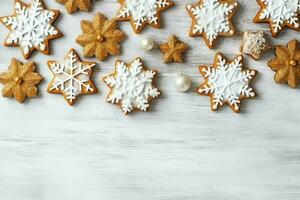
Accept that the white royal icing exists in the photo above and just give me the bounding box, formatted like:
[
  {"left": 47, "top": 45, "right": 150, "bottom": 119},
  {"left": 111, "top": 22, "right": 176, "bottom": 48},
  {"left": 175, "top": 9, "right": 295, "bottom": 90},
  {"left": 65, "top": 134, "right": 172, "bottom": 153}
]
[
  {"left": 259, "top": 0, "right": 300, "bottom": 33},
  {"left": 118, "top": 0, "right": 171, "bottom": 30},
  {"left": 49, "top": 50, "right": 95, "bottom": 104},
  {"left": 199, "top": 55, "right": 256, "bottom": 111},
  {"left": 2, "top": 0, "right": 59, "bottom": 56},
  {"left": 187, "top": 0, "right": 237, "bottom": 45},
  {"left": 242, "top": 31, "right": 270, "bottom": 59},
  {"left": 104, "top": 58, "right": 160, "bottom": 114}
]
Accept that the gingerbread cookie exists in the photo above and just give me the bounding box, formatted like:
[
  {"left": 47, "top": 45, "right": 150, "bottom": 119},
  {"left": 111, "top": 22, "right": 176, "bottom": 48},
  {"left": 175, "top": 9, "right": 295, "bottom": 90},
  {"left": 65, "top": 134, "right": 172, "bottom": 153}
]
[
  {"left": 268, "top": 39, "right": 300, "bottom": 88},
  {"left": 56, "top": 0, "right": 90, "bottom": 14},
  {"left": 159, "top": 35, "right": 188, "bottom": 63},
  {"left": 254, "top": 0, "right": 300, "bottom": 37},
  {"left": 0, "top": 58, "right": 43, "bottom": 103},
  {"left": 186, "top": 0, "right": 238, "bottom": 49},
  {"left": 197, "top": 53, "right": 257, "bottom": 113},
  {"left": 103, "top": 57, "right": 160, "bottom": 114},
  {"left": 47, "top": 49, "right": 98, "bottom": 106},
  {"left": 76, "top": 13, "right": 126, "bottom": 61},
  {"left": 0, "top": 0, "right": 62, "bottom": 59},
  {"left": 116, "top": 0, "right": 175, "bottom": 34}
]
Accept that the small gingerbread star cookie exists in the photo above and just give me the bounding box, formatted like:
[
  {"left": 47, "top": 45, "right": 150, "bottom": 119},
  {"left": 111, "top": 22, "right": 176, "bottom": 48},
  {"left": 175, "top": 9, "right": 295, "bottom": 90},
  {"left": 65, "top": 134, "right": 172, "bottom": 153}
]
[
  {"left": 159, "top": 35, "right": 188, "bottom": 63},
  {"left": 254, "top": 0, "right": 300, "bottom": 37},
  {"left": 56, "top": 0, "right": 91, "bottom": 14},
  {"left": 0, "top": 0, "right": 62, "bottom": 59},
  {"left": 116, "top": 0, "right": 174, "bottom": 34},
  {"left": 47, "top": 49, "right": 98, "bottom": 106},
  {"left": 0, "top": 58, "right": 43, "bottom": 103},
  {"left": 197, "top": 53, "right": 257, "bottom": 113},
  {"left": 186, "top": 0, "right": 238, "bottom": 49},
  {"left": 103, "top": 57, "right": 160, "bottom": 114},
  {"left": 241, "top": 31, "right": 271, "bottom": 60}
]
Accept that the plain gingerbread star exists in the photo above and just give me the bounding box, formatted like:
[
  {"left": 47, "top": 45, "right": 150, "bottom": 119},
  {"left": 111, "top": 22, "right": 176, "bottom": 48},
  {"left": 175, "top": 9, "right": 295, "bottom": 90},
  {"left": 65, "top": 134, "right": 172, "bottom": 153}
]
[
  {"left": 56, "top": 0, "right": 91, "bottom": 14},
  {"left": 159, "top": 35, "right": 188, "bottom": 63}
]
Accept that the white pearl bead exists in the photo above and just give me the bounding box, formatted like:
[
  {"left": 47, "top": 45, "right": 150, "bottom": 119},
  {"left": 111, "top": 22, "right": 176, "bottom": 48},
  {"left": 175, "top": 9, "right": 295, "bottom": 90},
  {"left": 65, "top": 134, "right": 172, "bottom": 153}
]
[
  {"left": 141, "top": 37, "right": 155, "bottom": 51},
  {"left": 176, "top": 73, "right": 191, "bottom": 92}
]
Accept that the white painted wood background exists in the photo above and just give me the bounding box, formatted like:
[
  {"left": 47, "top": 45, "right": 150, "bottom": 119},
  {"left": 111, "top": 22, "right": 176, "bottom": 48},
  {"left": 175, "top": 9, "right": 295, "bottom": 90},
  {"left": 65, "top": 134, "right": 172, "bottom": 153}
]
[{"left": 0, "top": 0, "right": 300, "bottom": 199}]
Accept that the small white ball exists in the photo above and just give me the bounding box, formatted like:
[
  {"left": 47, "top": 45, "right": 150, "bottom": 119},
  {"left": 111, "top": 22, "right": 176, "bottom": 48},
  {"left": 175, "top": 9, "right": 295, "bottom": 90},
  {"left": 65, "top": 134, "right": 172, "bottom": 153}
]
[
  {"left": 141, "top": 37, "right": 155, "bottom": 51},
  {"left": 176, "top": 73, "right": 191, "bottom": 92}
]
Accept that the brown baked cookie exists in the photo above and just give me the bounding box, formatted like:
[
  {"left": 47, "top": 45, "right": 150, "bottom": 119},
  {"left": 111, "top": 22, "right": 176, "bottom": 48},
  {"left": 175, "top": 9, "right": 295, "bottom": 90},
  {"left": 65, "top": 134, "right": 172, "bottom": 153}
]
[
  {"left": 56, "top": 0, "right": 90, "bottom": 14},
  {"left": 159, "top": 35, "right": 188, "bottom": 63},
  {"left": 76, "top": 13, "right": 126, "bottom": 61},
  {"left": 116, "top": 0, "right": 174, "bottom": 34},
  {"left": 0, "top": 58, "right": 43, "bottom": 103},
  {"left": 254, "top": 0, "right": 300, "bottom": 37},
  {"left": 0, "top": 0, "right": 62, "bottom": 59},
  {"left": 186, "top": 0, "right": 238, "bottom": 49}
]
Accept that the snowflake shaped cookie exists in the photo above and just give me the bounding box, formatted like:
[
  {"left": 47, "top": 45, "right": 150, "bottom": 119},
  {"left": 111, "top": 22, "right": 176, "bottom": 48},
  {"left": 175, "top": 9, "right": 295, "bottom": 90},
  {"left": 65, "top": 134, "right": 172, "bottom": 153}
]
[
  {"left": 186, "top": 0, "right": 238, "bottom": 48},
  {"left": 116, "top": 0, "right": 174, "bottom": 33},
  {"left": 103, "top": 57, "right": 160, "bottom": 114},
  {"left": 47, "top": 49, "right": 98, "bottom": 106},
  {"left": 197, "top": 53, "right": 257, "bottom": 113},
  {"left": 254, "top": 0, "right": 300, "bottom": 37},
  {"left": 0, "top": 0, "right": 62, "bottom": 59}
]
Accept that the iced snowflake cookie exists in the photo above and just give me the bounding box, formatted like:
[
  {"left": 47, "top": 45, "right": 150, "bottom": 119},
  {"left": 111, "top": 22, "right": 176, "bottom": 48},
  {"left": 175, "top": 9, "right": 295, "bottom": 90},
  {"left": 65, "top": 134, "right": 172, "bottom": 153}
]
[
  {"left": 116, "top": 0, "right": 175, "bottom": 34},
  {"left": 254, "top": 0, "right": 300, "bottom": 37},
  {"left": 0, "top": 0, "right": 62, "bottom": 59},
  {"left": 197, "top": 53, "right": 257, "bottom": 113},
  {"left": 240, "top": 31, "right": 272, "bottom": 60},
  {"left": 47, "top": 49, "right": 98, "bottom": 106},
  {"left": 0, "top": 58, "right": 43, "bottom": 103},
  {"left": 103, "top": 57, "right": 160, "bottom": 114},
  {"left": 186, "top": 0, "right": 238, "bottom": 49},
  {"left": 56, "top": 0, "right": 91, "bottom": 14}
]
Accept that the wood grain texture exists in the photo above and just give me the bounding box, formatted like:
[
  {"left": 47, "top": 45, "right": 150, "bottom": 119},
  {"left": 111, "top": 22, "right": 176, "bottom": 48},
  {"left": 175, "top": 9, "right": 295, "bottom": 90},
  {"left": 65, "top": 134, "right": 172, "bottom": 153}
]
[{"left": 0, "top": 0, "right": 300, "bottom": 200}]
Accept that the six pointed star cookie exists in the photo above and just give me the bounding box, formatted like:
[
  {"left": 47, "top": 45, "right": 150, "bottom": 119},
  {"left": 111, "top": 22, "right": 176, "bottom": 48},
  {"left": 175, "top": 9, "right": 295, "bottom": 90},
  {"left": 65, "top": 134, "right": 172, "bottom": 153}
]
[
  {"left": 0, "top": 58, "right": 43, "bottom": 103},
  {"left": 0, "top": 0, "right": 62, "bottom": 59},
  {"left": 56, "top": 0, "right": 91, "bottom": 14},
  {"left": 76, "top": 13, "right": 126, "bottom": 61},
  {"left": 159, "top": 35, "right": 188, "bottom": 63},
  {"left": 268, "top": 39, "right": 300, "bottom": 88},
  {"left": 254, "top": 0, "right": 300, "bottom": 37},
  {"left": 103, "top": 57, "right": 160, "bottom": 114},
  {"left": 197, "top": 53, "right": 257, "bottom": 113},
  {"left": 47, "top": 49, "right": 98, "bottom": 106},
  {"left": 186, "top": 0, "right": 238, "bottom": 49},
  {"left": 116, "top": 0, "right": 175, "bottom": 34}
]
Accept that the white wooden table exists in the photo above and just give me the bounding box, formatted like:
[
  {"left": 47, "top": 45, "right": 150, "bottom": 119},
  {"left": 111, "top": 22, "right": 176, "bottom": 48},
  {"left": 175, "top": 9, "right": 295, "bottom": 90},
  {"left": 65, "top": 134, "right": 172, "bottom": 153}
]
[{"left": 0, "top": 0, "right": 300, "bottom": 199}]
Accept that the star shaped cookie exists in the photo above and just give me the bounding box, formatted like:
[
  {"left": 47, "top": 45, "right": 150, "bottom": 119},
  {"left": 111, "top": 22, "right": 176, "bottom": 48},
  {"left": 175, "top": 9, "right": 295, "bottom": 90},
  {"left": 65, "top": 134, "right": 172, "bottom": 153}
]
[
  {"left": 186, "top": 0, "right": 238, "bottom": 48},
  {"left": 103, "top": 57, "right": 160, "bottom": 114},
  {"left": 0, "top": 58, "right": 43, "bottom": 103},
  {"left": 0, "top": 0, "right": 62, "bottom": 59},
  {"left": 159, "top": 35, "right": 188, "bottom": 63},
  {"left": 197, "top": 53, "right": 257, "bottom": 113},
  {"left": 56, "top": 0, "right": 91, "bottom": 14},
  {"left": 254, "top": 0, "right": 300, "bottom": 37},
  {"left": 47, "top": 49, "right": 98, "bottom": 106},
  {"left": 116, "top": 0, "right": 175, "bottom": 33}
]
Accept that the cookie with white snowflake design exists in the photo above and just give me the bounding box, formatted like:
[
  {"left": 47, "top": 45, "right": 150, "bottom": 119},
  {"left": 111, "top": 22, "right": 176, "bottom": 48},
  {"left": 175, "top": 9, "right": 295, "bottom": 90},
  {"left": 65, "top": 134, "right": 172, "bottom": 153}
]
[
  {"left": 0, "top": 0, "right": 62, "bottom": 59},
  {"left": 254, "top": 0, "right": 300, "bottom": 37},
  {"left": 197, "top": 53, "right": 257, "bottom": 113},
  {"left": 47, "top": 49, "right": 98, "bottom": 106},
  {"left": 116, "top": 0, "right": 175, "bottom": 34},
  {"left": 103, "top": 57, "right": 160, "bottom": 114},
  {"left": 186, "top": 0, "right": 238, "bottom": 49}
]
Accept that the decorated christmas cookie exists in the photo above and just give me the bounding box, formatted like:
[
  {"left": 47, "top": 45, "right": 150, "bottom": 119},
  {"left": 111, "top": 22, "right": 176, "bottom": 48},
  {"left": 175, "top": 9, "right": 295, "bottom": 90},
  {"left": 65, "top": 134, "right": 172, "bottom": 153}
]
[
  {"left": 186, "top": 0, "right": 238, "bottom": 49},
  {"left": 0, "top": 58, "right": 43, "bottom": 103},
  {"left": 47, "top": 49, "right": 98, "bottom": 106},
  {"left": 0, "top": 0, "right": 62, "bottom": 59},
  {"left": 116, "top": 0, "right": 175, "bottom": 34},
  {"left": 76, "top": 13, "right": 126, "bottom": 61},
  {"left": 56, "top": 0, "right": 91, "bottom": 14},
  {"left": 254, "top": 0, "right": 300, "bottom": 37},
  {"left": 159, "top": 35, "right": 188, "bottom": 63},
  {"left": 103, "top": 57, "right": 160, "bottom": 114},
  {"left": 197, "top": 53, "right": 257, "bottom": 113}
]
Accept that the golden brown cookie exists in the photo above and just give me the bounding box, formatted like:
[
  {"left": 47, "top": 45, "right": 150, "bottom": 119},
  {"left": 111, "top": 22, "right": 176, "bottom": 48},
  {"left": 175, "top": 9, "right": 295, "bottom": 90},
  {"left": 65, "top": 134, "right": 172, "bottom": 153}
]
[
  {"left": 268, "top": 39, "right": 300, "bottom": 88},
  {"left": 76, "top": 13, "right": 126, "bottom": 61},
  {"left": 103, "top": 57, "right": 160, "bottom": 114},
  {"left": 159, "top": 35, "right": 188, "bottom": 63},
  {"left": 186, "top": 0, "right": 238, "bottom": 49},
  {"left": 47, "top": 49, "right": 98, "bottom": 106},
  {"left": 197, "top": 53, "right": 257, "bottom": 113},
  {"left": 0, "top": 0, "right": 62, "bottom": 59},
  {"left": 116, "top": 0, "right": 174, "bottom": 34},
  {"left": 0, "top": 58, "right": 43, "bottom": 103},
  {"left": 56, "top": 0, "right": 90, "bottom": 14}
]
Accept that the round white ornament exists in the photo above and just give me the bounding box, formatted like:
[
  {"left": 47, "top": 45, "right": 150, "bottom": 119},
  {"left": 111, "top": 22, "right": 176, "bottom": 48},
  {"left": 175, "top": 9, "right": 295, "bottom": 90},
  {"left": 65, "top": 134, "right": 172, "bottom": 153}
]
[
  {"left": 141, "top": 37, "right": 155, "bottom": 51},
  {"left": 176, "top": 73, "right": 191, "bottom": 92}
]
